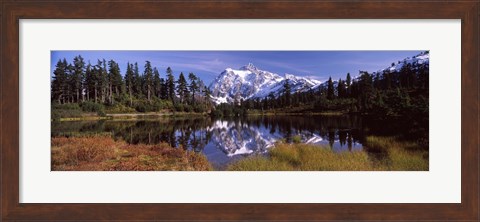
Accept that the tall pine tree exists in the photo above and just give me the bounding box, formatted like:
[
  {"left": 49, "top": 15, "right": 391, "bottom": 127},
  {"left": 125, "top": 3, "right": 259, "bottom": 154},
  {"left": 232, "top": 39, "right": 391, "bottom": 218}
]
[
  {"left": 143, "top": 61, "right": 153, "bottom": 102},
  {"left": 84, "top": 62, "right": 94, "bottom": 102},
  {"left": 188, "top": 72, "right": 199, "bottom": 105},
  {"left": 51, "top": 59, "right": 68, "bottom": 103},
  {"left": 133, "top": 62, "right": 142, "bottom": 98},
  {"left": 176, "top": 72, "right": 189, "bottom": 104},
  {"left": 346, "top": 73, "right": 351, "bottom": 97},
  {"left": 327, "top": 76, "right": 334, "bottom": 100},
  {"left": 337, "top": 78, "right": 345, "bottom": 98},
  {"left": 166, "top": 67, "right": 175, "bottom": 104},
  {"left": 153, "top": 68, "right": 162, "bottom": 99},
  {"left": 72, "top": 55, "right": 85, "bottom": 102},
  {"left": 124, "top": 62, "right": 134, "bottom": 106}
]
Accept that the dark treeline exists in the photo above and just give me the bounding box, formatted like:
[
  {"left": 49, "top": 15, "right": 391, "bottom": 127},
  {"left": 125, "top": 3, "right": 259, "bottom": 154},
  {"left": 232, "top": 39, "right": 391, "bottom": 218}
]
[
  {"left": 51, "top": 55, "right": 213, "bottom": 116},
  {"left": 216, "top": 51, "right": 429, "bottom": 118}
]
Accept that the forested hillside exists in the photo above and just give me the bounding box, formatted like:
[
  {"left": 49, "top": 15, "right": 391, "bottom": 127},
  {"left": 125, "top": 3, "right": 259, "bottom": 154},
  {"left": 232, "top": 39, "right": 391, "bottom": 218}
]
[
  {"left": 214, "top": 51, "right": 429, "bottom": 118},
  {"left": 51, "top": 56, "right": 213, "bottom": 119}
]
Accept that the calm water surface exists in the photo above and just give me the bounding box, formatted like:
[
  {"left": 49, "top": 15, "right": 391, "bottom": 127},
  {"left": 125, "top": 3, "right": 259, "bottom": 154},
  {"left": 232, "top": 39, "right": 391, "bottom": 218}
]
[{"left": 52, "top": 115, "right": 425, "bottom": 170}]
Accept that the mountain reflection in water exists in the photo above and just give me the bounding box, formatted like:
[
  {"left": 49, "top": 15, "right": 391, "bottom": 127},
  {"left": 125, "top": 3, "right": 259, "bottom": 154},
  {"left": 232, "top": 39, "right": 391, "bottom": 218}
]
[{"left": 52, "top": 115, "right": 409, "bottom": 169}]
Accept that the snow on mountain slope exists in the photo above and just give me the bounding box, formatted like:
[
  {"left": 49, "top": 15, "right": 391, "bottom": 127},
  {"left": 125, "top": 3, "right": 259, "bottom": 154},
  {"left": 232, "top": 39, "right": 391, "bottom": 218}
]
[
  {"left": 209, "top": 63, "right": 321, "bottom": 104},
  {"left": 208, "top": 52, "right": 429, "bottom": 104},
  {"left": 207, "top": 120, "right": 324, "bottom": 157},
  {"left": 380, "top": 51, "right": 429, "bottom": 73}
]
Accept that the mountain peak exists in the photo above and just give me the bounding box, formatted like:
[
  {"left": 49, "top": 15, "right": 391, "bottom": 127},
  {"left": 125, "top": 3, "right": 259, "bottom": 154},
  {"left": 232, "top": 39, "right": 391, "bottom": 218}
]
[
  {"left": 239, "top": 63, "right": 257, "bottom": 71},
  {"left": 209, "top": 65, "right": 322, "bottom": 104},
  {"left": 284, "top": 73, "right": 296, "bottom": 79}
]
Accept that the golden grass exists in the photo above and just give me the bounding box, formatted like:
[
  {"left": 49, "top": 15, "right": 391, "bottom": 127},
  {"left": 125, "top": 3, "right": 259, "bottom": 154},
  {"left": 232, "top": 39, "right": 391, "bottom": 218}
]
[
  {"left": 51, "top": 136, "right": 212, "bottom": 171},
  {"left": 365, "top": 136, "right": 428, "bottom": 171},
  {"left": 228, "top": 136, "right": 428, "bottom": 171},
  {"left": 52, "top": 135, "right": 427, "bottom": 171},
  {"left": 228, "top": 143, "right": 373, "bottom": 171},
  {"left": 226, "top": 156, "right": 295, "bottom": 171}
]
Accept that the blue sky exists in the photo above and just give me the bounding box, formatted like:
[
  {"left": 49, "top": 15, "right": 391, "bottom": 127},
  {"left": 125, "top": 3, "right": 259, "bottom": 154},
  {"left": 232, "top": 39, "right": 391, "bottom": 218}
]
[{"left": 51, "top": 51, "right": 424, "bottom": 84}]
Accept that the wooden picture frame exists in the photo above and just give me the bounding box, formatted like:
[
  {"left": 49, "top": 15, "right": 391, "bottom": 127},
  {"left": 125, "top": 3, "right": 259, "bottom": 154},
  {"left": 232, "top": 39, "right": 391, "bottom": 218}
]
[{"left": 1, "top": 1, "right": 478, "bottom": 221}]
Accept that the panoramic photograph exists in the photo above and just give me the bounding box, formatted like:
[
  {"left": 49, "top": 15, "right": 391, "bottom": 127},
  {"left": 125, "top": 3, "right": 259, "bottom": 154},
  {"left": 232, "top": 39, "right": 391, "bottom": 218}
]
[{"left": 51, "top": 51, "right": 429, "bottom": 171}]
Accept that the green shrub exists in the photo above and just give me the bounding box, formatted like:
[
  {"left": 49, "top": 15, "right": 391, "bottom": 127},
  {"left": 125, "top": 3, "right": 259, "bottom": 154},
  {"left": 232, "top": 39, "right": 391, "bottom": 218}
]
[
  {"left": 134, "top": 99, "right": 170, "bottom": 112},
  {"left": 314, "top": 98, "right": 357, "bottom": 112},
  {"left": 183, "top": 105, "right": 192, "bottom": 113},
  {"left": 175, "top": 104, "right": 184, "bottom": 112},
  {"left": 105, "top": 104, "right": 136, "bottom": 114},
  {"left": 52, "top": 103, "right": 81, "bottom": 110},
  {"left": 51, "top": 103, "right": 83, "bottom": 120},
  {"left": 193, "top": 105, "right": 205, "bottom": 113},
  {"left": 51, "top": 109, "right": 84, "bottom": 120},
  {"left": 80, "top": 101, "right": 105, "bottom": 116},
  {"left": 135, "top": 102, "right": 147, "bottom": 112}
]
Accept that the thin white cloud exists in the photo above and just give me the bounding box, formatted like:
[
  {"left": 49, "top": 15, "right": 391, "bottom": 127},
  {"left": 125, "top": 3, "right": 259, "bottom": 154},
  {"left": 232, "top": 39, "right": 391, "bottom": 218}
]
[
  {"left": 148, "top": 58, "right": 227, "bottom": 76},
  {"left": 303, "top": 75, "right": 327, "bottom": 82},
  {"left": 255, "top": 60, "right": 315, "bottom": 75}
]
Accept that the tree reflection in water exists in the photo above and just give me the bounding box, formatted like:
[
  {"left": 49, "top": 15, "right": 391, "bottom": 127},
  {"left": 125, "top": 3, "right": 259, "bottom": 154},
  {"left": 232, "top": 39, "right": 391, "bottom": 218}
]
[{"left": 52, "top": 115, "right": 426, "bottom": 169}]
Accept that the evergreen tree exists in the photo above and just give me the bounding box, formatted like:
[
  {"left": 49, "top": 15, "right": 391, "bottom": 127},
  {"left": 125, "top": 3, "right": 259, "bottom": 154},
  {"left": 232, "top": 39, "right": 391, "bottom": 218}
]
[
  {"left": 373, "top": 73, "right": 381, "bottom": 89},
  {"left": 188, "top": 72, "right": 199, "bottom": 105},
  {"left": 65, "top": 62, "right": 74, "bottom": 103},
  {"left": 202, "top": 86, "right": 211, "bottom": 110},
  {"left": 176, "top": 72, "right": 189, "bottom": 104},
  {"left": 327, "top": 76, "right": 334, "bottom": 100},
  {"left": 283, "top": 79, "right": 291, "bottom": 106},
  {"left": 108, "top": 60, "right": 124, "bottom": 100},
  {"left": 399, "top": 63, "right": 414, "bottom": 88},
  {"left": 92, "top": 63, "right": 99, "bottom": 102},
  {"left": 160, "top": 78, "right": 167, "bottom": 100},
  {"left": 383, "top": 70, "right": 392, "bottom": 90},
  {"left": 337, "top": 78, "right": 345, "bottom": 98},
  {"left": 346, "top": 73, "right": 351, "bottom": 97},
  {"left": 53, "top": 56, "right": 214, "bottom": 114},
  {"left": 132, "top": 62, "right": 142, "bottom": 98},
  {"left": 268, "top": 92, "right": 275, "bottom": 109},
  {"left": 143, "top": 61, "right": 153, "bottom": 102},
  {"left": 124, "top": 62, "right": 134, "bottom": 106},
  {"left": 98, "top": 59, "right": 109, "bottom": 103},
  {"left": 51, "top": 59, "right": 68, "bottom": 103},
  {"left": 72, "top": 55, "right": 85, "bottom": 102},
  {"left": 166, "top": 67, "right": 175, "bottom": 103},
  {"left": 84, "top": 62, "right": 94, "bottom": 102},
  {"left": 153, "top": 67, "right": 162, "bottom": 98},
  {"left": 418, "top": 63, "right": 429, "bottom": 89},
  {"left": 358, "top": 71, "right": 374, "bottom": 111}
]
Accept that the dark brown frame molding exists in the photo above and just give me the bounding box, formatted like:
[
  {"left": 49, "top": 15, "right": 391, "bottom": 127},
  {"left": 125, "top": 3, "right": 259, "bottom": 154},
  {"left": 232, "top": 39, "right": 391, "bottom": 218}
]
[{"left": 1, "top": 1, "right": 479, "bottom": 221}]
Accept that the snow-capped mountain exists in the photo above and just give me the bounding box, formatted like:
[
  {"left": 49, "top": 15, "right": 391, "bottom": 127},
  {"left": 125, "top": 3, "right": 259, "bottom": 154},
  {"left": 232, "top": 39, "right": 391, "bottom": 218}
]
[
  {"left": 209, "top": 63, "right": 321, "bottom": 104},
  {"left": 379, "top": 51, "right": 429, "bottom": 73},
  {"left": 208, "top": 52, "right": 429, "bottom": 104},
  {"left": 207, "top": 120, "right": 326, "bottom": 157},
  {"left": 317, "top": 51, "right": 429, "bottom": 89}
]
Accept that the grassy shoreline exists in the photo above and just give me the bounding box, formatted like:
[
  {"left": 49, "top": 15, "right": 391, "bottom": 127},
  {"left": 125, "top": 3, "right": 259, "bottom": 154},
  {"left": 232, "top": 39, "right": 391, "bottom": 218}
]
[
  {"left": 228, "top": 137, "right": 428, "bottom": 171},
  {"left": 54, "top": 111, "right": 346, "bottom": 122},
  {"left": 51, "top": 135, "right": 427, "bottom": 171},
  {"left": 54, "top": 111, "right": 209, "bottom": 121},
  {"left": 51, "top": 136, "right": 212, "bottom": 171}
]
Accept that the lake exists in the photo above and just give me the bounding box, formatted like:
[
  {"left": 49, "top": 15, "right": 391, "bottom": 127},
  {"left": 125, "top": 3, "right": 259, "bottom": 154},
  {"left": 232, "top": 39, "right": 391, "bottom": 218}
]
[{"left": 51, "top": 115, "right": 427, "bottom": 170}]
